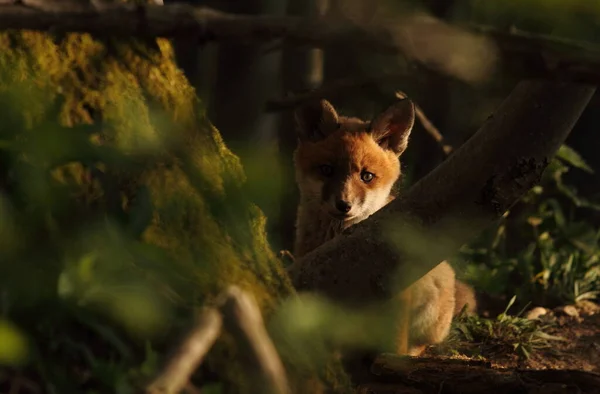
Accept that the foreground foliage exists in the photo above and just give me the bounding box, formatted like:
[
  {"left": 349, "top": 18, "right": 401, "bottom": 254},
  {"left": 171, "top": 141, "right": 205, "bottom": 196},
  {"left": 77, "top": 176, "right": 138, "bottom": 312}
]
[
  {"left": 458, "top": 145, "right": 600, "bottom": 309},
  {"left": 442, "top": 296, "right": 564, "bottom": 360},
  {"left": 0, "top": 30, "right": 299, "bottom": 393}
]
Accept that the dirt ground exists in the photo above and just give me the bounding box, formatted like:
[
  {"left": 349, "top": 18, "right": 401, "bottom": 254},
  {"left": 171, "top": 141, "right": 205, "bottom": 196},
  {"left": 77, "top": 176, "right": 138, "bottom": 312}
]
[
  {"left": 422, "top": 300, "right": 600, "bottom": 372},
  {"left": 354, "top": 301, "right": 600, "bottom": 394}
]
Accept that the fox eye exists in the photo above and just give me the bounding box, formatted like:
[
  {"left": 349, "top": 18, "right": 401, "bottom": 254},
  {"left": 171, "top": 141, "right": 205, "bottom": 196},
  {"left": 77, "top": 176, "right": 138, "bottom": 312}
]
[
  {"left": 319, "top": 164, "right": 334, "bottom": 177},
  {"left": 361, "top": 171, "right": 375, "bottom": 183}
]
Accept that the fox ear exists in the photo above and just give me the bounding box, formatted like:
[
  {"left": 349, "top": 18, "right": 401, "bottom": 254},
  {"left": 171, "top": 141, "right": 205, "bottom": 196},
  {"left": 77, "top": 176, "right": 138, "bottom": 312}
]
[
  {"left": 294, "top": 99, "right": 340, "bottom": 142},
  {"left": 370, "top": 99, "right": 415, "bottom": 155}
]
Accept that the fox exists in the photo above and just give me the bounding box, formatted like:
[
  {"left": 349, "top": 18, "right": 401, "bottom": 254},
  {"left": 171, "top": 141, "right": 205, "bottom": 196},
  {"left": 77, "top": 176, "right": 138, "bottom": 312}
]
[{"left": 292, "top": 98, "right": 476, "bottom": 356}]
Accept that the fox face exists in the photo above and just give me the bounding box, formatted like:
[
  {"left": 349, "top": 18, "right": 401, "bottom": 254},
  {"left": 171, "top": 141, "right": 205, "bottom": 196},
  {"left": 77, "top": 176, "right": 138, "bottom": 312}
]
[{"left": 294, "top": 98, "right": 415, "bottom": 224}]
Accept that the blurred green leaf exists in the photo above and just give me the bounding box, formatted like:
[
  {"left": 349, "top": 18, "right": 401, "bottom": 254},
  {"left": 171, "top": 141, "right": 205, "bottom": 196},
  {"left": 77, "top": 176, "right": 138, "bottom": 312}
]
[
  {"left": 139, "top": 342, "right": 159, "bottom": 378},
  {"left": 0, "top": 319, "right": 28, "bottom": 366},
  {"left": 557, "top": 145, "right": 594, "bottom": 174},
  {"left": 202, "top": 383, "right": 224, "bottom": 394}
]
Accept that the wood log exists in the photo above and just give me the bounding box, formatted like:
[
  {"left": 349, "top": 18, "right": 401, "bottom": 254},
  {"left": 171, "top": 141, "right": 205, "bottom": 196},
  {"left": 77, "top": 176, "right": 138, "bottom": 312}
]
[
  {"left": 288, "top": 80, "right": 595, "bottom": 304},
  {"left": 353, "top": 354, "right": 600, "bottom": 394}
]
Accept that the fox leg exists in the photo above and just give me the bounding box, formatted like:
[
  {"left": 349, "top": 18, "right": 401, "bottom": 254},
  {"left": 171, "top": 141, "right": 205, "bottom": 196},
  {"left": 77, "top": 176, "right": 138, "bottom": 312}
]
[
  {"left": 406, "top": 263, "right": 456, "bottom": 355},
  {"left": 397, "top": 288, "right": 428, "bottom": 357},
  {"left": 407, "top": 345, "right": 427, "bottom": 356}
]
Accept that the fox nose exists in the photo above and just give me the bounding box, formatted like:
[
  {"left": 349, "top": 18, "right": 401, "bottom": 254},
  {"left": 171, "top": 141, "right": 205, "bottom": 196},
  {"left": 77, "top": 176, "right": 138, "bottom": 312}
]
[{"left": 335, "top": 200, "right": 351, "bottom": 213}]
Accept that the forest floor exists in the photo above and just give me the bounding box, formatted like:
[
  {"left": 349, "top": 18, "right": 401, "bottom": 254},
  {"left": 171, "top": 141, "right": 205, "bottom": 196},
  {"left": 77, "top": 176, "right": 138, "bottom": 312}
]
[
  {"left": 355, "top": 299, "right": 600, "bottom": 394},
  {"left": 424, "top": 299, "right": 600, "bottom": 372}
]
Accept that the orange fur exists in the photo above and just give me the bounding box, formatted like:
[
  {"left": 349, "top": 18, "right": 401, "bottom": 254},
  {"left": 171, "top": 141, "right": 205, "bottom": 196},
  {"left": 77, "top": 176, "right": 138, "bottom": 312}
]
[
  {"left": 293, "top": 130, "right": 400, "bottom": 257},
  {"left": 292, "top": 98, "right": 477, "bottom": 357}
]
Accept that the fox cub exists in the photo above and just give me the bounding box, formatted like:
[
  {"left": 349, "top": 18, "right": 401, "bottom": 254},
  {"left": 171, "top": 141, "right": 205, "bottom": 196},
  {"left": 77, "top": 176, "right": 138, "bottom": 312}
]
[{"left": 292, "top": 98, "right": 476, "bottom": 356}]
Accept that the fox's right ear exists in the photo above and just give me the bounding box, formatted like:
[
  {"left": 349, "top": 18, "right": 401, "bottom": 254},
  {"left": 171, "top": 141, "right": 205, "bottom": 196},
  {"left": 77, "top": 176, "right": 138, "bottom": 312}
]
[
  {"left": 370, "top": 99, "right": 416, "bottom": 156},
  {"left": 294, "top": 99, "right": 339, "bottom": 142}
]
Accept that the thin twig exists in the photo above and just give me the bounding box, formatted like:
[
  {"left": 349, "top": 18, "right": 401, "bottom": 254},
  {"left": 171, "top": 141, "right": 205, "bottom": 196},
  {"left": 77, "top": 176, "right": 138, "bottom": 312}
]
[{"left": 395, "top": 91, "right": 453, "bottom": 156}]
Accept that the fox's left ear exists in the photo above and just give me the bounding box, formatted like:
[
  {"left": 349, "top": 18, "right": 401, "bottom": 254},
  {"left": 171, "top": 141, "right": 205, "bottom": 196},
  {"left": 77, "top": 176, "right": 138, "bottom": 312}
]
[
  {"left": 294, "top": 99, "right": 340, "bottom": 143},
  {"left": 370, "top": 99, "right": 415, "bottom": 156}
]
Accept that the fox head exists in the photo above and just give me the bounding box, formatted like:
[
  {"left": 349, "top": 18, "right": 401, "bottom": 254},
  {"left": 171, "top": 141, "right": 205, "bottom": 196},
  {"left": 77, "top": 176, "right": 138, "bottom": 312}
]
[{"left": 293, "top": 98, "right": 415, "bottom": 224}]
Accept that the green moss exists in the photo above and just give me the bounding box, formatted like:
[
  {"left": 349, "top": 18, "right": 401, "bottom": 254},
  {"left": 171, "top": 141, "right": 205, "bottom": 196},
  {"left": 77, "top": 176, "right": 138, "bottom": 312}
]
[{"left": 0, "top": 27, "right": 312, "bottom": 392}]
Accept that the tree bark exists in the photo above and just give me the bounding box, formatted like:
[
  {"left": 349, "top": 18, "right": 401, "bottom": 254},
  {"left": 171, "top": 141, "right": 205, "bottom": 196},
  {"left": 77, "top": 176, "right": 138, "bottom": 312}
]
[{"left": 288, "top": 80, "right": 595, "bottom": 304}]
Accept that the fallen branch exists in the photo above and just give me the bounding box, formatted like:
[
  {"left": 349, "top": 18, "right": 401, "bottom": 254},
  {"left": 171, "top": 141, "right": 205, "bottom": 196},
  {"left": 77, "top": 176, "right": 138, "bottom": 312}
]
[
  {"left": 145, "top": 308, "right": 223, "bottom": 394},
  {"left": 354, "top": 354, "right": 600, "bottom": 394},
  {"left": 144, "top": 286, "right": 291, "bottom": 394},
  {"left": 288, "top": 80, "right": 595, "bottom": 304},
  {"left": 219, "top": 287, "right": 292, "bottom": 394}
]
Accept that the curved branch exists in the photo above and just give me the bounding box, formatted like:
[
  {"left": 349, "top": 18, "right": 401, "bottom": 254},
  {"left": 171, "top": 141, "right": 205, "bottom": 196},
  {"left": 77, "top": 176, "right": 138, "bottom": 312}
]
[{"left": 288, "top": 80, "right": 595, "bottom": 303}]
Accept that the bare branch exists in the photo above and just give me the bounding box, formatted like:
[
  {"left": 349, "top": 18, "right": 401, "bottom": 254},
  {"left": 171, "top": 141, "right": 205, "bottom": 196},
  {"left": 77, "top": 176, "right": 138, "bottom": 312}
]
[
  {"left": 219, "top": 286, "right": 292, "bottom": 394},
  {"left": 395, "top": 90, "right": 452, "bottom": 156},
  {"left": 145, "top": 308, "right": 223, "bottom": 394},
  {"left": 145, "top": 286, "right": 291, "bottom": 394},
  {"left": 288, "top": 80, "right": 595, "bottom": 304}
]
